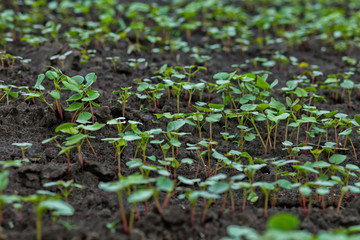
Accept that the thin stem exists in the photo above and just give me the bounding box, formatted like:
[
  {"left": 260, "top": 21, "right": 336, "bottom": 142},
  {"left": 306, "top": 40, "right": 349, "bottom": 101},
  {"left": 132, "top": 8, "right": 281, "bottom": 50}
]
[
  {"left": 129, "top": 203, "right": 136, "bottom": 234},
  {"left": 348, "top": 136, "right": 357, "bottom": 160},
  {"left": 273, "top": 123, "right": 279, "bottom": 150},
  {"left": 86, "top": 138, "right": 97, "bottom": 159},
  {"left": 89, "top": 102, "right": 94, "bottom": 124},
  {"left": 118, "top": 190, "right": 129, "bottom": 235},
  {"left": 250, "top": 119, "right": 266, "bottom": 153},
  {"left": 77, "top": 144, "right": 83, "bottom": 169}
]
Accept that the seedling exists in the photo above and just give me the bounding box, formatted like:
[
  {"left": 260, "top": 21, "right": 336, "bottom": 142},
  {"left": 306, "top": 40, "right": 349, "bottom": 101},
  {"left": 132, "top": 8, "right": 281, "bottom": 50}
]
[
  {"left": 64, "top": 72, "right": 100, "bottom": 124},
  {"left": 128, "top": 58, "right": 147, "bottom": 71},
  {"left": 42, "top": 135, "right": 74, "bottom": 175},
  {"left": 106, "top": 56, "right": 120, "bottom": 72},
  {"left": 12, "top": 142, "right": 32, "bottom": 160},
  {"left": 186, "top": 112, "right": 206, "bottom": 144},
  {"left": 99, "top": 173, "right": 149, "bottom": 235},
  {"left": 113, "top": 87, "right": 134, "bottom": 118},
  {"left": 253, "top": 182, "right": 274, "bottom": 217},
  {"left": 340, "top": 78, "right": 354, "bottom": 108},
  {"left": 50, "top": 50, "right": 72, "bottom": 71},
  {"left": 24, "top": 190, "right": 74, "bottom": 240},
  {"left": 132, "top": 125, "right": 161, "bottom": 165},
  {"left": 0, "top": 84, "right": 19, "bottom": 105},
  {"left": 24, "top": 70, "right": 63, "bottom": 120},
  {"left": 0, "top": 169, "right": 21, "bottom": 239},
  {"left": 214, "top": 71, "right": 237, "bottom": 111},
  {"left": 55, "top": 122, "right": 105, "bottom": 169},
  {"left": 136, "top": 80, "right": 164, "bottom": 113},
  {"left": 102, "top": 132, "right": 141, "bottom": 175},
  {"left": 44, "top": 180, "right": 83, "bottom": 203},
  {"left": 195, "top": 103, "right": 223, "bottom": 149},
  {"left": 182, "top": 82, "right": 202, "bottom": 111}
]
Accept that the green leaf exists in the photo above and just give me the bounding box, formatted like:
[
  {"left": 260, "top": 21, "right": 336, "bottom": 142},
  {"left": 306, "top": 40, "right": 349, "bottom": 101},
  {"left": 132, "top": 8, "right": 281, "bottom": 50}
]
[
  {"left": 80, "top": 122, "right": 105, "bottom": 131},
  {"left": 156, "top": 176, "right": 173, "bottom": 192},
  {"left": 269, "top": 98, "right": 285, "bottom": 111},
  {"left": 181, "top": 158, "right": 193, "bottom": 164},
  {"left": 84, "top": 73, "right": 97, "bottom": 88},
  {"left": 295, "top": 87, "right": 308, "bottom": 97},
  {"left": 276, "top": 179, "right": 292, "bottom": 189},
  {"left": 339, "top": 128, "right": 352, "bottom": 136},
  {"left": 99, "top": 181, "right": 125, "bottom": 192},
  {"left": 0, "top": 171, "right": 9, "bottom": 191},
  {"left": 267, "top": 213, "right": 299, "bottom": 231},
  {"left": 299, "top": 186, "right": 311, "bottom": 196},
  {"left": 208, "top": 103, "right": 225, "bottom": 110},
  {"left": 226, "top": 226, "right": 259, "bottom": 238},
  {"left": 137, "top": 82, "right": 149, "bottom": 92},
  {"left": 9, "top": 92, "right": 19, "bottom": 98},
  {"left": 208, "top": 182, "right": 229, "bottom": 194},
  {"left": 128, "top": 189, "right": 154, "bottom": 203},
  {"left": 65, "top": 134, "right": 87, "bottom": 145},
  {"left": 213, "top": 72, "right": 229, "bottom": 80},
  {"left": 12, "top": 142, "right": 32, "bottom": 148},
  {"left": 123, "top": 133, "right": 141, "bottom": 141},
  {"left": 34, "top": 74, "right": 45, "bottom": 90},
  {"left": 255, "top": 75, "right": 270, "bottom": 90},
  {"left": 82, "top": 92, "right": 100, "bottom": 101},
  {"left": 45, "top": 70, "right": 58, "bottom": 80},
  {"left": 63, "top": 80, "right": 82, "bottom": 93},
  {"left": 55, "top": 123, "right": 77, "bottom": 133},
  {"left": 76, "top": 112, "right": 92, "bottom": 123},
  {"left": 312, "top": 161, "right": 331, "bottom": 168},
  {"left": 253, "top": 182, "right": 274, "bottom": 191},
  {"left": 170, "top": 137, "right": 181, "bottom": 147},
  {"left": 329, "top": 154, "right": 346, "bottom": 165},
  {"left": 178, "top": 176, "right": 200, "bottom": 185},
  {"left": 317, "top": 188, "right": 330, "bottom": 195},
  {"left": 341, "top": 80, "right": 354, "bottom": 89},
  {"left": 206, "top": 113, "right": 222, "bottom": 122},
  {"left": 65, "top": 102, "right": 83, "bottom": 111},
  {"left": 346, "top": 164, "right": 359, "bottom": 171},
  {"left": 171, "top": 159, "right": 179, "bottom": 168},
  {"left": 71, "top": 75, "right": 84, "bottom": 84},
  {"left": 67, "top": 93, "right": 83, "bottom": 101},
  {"left": 354, "top": 115, "right": 360, "bottom": 125},
  {"left": 167, "top": 119, "right": 186, "bottom": 132},
  {"left": 40, "top": 200, "right": 74, "bottom": 216},
  {"left": 212, "top": 150, "right": 230, "bottom": 164}
]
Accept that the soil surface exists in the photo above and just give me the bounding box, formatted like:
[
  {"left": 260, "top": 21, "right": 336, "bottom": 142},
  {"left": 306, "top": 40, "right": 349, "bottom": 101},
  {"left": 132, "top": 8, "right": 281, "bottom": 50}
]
[{"left": 1, "top": 6, "right": 360, "bottom": 240}]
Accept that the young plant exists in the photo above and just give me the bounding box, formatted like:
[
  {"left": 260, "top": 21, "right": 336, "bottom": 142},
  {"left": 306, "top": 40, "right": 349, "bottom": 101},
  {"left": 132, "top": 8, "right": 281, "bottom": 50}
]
[
  {"left": 44, "top": 180, "right": 83, "bottom": 203},
  {"left": 182, "top": 82, "right": 202, "bottom": 111},
  {"left": 0, "top": 84, "right": 19, "bottom": 105},
  {"left": 253, "top": 182, "right": 274, "bottom": 217},
  {"left": 99, "top": 173, "right": 149, "bottom": 235},
  {"left": 55, "top": 122, "right": 105, "bottom": 170},
  {"left": 24, "top": 191, "right": 74, "bottom": 240},
  {"left": 44, "top": 68, "right": 65, "bottom": 120},
  {"left": 12, "top": 142, "right": 32, "bottom": 160},
  {"left": 195, "top": 103, "right": 224, "bottom": 148},
  {"left": 136, "top": 80, "right": 164, "bottom": 113},
  {"left": 102, "top": 131, "right": 141, "bottom": 175},
  {"left": 132, "top": 125, "right": 162, "bottom": 165},
  {"left": 128, "top": 58, "right": 147, "bottom": 71},
  {"left": 112, "top": 87, "right": 134, "bottom": 118},
  {"left": 106, "top": 56, "right": 120, "bottom": 72},
  {"left": 64, "top": 72, "right": 100, "bottom": 124},
  {"left": 50, "top": 50, "right": 72, "bottom": 71},
  {"left": 0, "top": 169, "right": 21, "bottom": 239}
]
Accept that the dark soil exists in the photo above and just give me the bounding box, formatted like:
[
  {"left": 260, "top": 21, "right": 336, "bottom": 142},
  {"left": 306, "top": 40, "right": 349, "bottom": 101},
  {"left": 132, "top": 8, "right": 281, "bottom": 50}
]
[{"left": 1, "top": 30, "right": 360, "bottom": 240}]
